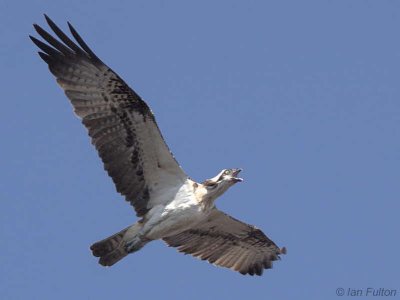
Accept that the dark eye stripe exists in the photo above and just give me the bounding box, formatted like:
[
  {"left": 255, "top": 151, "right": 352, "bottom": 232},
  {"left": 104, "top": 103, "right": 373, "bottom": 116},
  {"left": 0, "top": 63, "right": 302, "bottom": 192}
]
[{"left": 203, "top": 180, "right": 217, "bottom": 187}]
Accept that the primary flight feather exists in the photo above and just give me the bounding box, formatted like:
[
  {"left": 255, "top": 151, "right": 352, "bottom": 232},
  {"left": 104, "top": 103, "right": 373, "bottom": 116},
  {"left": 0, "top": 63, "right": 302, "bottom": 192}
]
[{"left": 30, "top": 15, "right": 286, "bottom": 276}]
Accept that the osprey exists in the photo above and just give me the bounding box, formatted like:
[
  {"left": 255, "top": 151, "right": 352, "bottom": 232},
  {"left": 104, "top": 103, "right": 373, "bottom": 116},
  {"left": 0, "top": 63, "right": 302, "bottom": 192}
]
[{"left": 30, "top": 15, "right": 286, "bottom": 276}]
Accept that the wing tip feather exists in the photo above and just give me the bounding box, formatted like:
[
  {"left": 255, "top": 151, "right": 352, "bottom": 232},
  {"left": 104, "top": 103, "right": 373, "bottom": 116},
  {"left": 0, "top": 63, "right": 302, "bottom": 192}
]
[
  {"left": 37, "top": 51, "right": 52, "bottom": 64},
  {"left": 43, "top": 13, "right": 51, "bottom": 23},
  {"left": 67, "top": 21, "right": 99, "bottom": 61}
]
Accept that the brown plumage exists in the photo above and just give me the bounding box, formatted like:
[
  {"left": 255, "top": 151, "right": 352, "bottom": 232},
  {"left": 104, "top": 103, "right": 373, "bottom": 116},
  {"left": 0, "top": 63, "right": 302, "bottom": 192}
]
[
  {"left": 30, "top": 15, "right": 185, "bottom": 218},
  {"left": 90, "top": 228, "right": 129, "bottom": 266},
  {"left": 164, "top": 209, "right": 286, "bottom": 276},
  {"left": 30, "top": 16, "right": 286, "bottom": 276}
]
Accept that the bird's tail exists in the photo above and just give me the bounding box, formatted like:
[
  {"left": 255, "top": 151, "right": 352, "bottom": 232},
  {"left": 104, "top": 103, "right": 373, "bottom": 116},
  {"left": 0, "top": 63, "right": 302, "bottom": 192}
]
[{"left": 90, "top": 222, "right": 148, "bottom": 267}]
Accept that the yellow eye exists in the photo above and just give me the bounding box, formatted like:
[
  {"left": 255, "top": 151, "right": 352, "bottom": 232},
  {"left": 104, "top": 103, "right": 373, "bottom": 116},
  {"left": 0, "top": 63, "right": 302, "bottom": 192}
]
[{"left": 224, "top": 170, "right": 230, "bottom": 175}]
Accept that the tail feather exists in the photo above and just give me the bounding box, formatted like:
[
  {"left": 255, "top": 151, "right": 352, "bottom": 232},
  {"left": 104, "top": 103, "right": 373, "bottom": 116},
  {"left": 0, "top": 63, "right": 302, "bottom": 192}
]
[
  {"left": 90, "top": 227, "right": 129, "bottom": 266},
  {"left": 98, "top": 247, "right": 128, "bottom": 267},
  {"left": 90, "top": 222, "right": 149, "bottom": 267}
]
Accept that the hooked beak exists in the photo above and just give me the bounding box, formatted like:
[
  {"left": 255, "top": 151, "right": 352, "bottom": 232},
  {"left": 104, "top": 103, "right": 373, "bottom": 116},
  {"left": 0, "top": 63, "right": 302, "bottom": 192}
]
[{"left": 231, "top": 168, "right": 243, "bottom": 183}]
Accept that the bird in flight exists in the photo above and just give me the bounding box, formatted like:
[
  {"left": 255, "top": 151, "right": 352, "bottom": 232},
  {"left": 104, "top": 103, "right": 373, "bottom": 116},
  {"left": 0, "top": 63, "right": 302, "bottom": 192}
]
[{"left": 30, "top": 15, "right": 286, "bottom": 276}]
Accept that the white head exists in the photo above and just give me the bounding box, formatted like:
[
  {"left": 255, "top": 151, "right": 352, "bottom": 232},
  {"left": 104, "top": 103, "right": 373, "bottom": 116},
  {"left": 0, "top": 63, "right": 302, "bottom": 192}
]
[{"left": 202, "top": 168, "right": 243, "bottom": 201}]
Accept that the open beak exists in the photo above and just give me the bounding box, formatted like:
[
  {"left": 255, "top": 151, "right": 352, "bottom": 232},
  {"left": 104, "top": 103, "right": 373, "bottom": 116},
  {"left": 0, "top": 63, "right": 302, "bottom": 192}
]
[{"left": 232, "top": 168, "right": 243, "bottom": 182}]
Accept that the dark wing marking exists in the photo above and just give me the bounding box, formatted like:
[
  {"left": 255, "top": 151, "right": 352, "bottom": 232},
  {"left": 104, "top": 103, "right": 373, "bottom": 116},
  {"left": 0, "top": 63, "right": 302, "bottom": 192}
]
[
  {"left": 163, "top": 209, "right": 286, "bottom": 276},
  {"left": 30, "top": 15, "right": 187, "bottom": 216}
]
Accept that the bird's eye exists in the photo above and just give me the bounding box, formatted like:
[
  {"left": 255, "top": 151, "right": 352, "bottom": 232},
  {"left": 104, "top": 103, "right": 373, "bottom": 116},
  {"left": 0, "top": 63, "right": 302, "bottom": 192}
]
[{"left": 224, "top": 170, "right": 230, "bottom": 175}]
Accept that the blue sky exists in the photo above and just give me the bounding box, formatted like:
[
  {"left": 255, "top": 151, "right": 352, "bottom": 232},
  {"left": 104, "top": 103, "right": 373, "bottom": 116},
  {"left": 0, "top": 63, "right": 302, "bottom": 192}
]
[{"left": 1, "top": 1, "right": 399, "bottom": 299}]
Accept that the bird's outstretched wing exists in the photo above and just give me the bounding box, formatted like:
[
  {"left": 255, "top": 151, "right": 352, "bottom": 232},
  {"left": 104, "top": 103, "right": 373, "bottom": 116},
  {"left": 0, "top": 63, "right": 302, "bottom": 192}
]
[
  {"left": 30, "top": 15, "right": 187, "bottom": 216},
  {"left": 163, "top": 208, "right": 286, "bottom": 276}
]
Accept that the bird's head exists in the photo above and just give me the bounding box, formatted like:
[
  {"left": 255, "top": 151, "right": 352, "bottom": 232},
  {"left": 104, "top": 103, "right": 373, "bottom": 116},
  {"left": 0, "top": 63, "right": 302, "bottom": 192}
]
[{"left": 202, "top": 168, "right": 243, "bottom": 200}]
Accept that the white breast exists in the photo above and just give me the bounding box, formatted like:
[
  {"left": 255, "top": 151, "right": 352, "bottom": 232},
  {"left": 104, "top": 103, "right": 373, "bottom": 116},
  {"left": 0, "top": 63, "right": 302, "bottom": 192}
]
[{"left": 143, "top": 180, "right": 209, "bottom": 239}]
